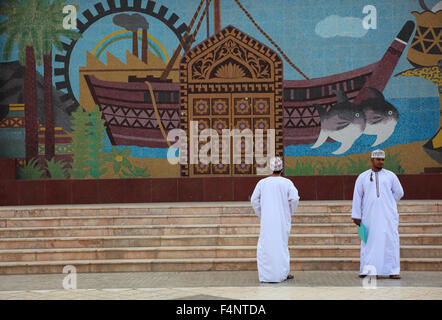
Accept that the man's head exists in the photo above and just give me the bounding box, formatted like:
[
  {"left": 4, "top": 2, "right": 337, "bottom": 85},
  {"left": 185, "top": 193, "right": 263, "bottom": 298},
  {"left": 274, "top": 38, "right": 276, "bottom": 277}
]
[
  {"left": 370, "top": 149, "right": 385, "bottom": 171},
  {"left": 269, "top": 156, "right": 284, "bottom": 175}
]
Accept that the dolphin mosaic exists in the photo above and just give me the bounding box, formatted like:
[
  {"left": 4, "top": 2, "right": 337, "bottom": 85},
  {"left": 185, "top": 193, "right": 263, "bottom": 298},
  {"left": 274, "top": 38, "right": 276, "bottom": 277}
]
[
  {"left": 360, "top": 88, "right": 399, "bottom": 147},
  {"left": 311, "top": 88, "right": 399, "bottom": 154},
  {"left": 311, "top": 90, "right": 366, "bottom": 155}
]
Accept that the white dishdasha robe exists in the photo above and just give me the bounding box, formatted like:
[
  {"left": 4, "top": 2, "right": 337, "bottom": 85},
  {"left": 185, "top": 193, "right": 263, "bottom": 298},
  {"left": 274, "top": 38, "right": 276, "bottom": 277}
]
[
  {"left": 251, "top": 176, "right": 300, "bottom": 282},
  {"left": 351, "top": 169, "right": 404, "bottom": 276}
]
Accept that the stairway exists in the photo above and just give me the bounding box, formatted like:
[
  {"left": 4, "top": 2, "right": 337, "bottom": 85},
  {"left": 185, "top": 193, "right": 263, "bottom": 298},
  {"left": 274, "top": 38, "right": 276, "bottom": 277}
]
[{"left": 0, "top": 201, "right": 441, "bottom": 274}]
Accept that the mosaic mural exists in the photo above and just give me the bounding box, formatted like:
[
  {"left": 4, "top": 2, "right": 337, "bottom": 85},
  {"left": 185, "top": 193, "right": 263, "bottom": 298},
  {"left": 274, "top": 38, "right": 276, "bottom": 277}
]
[{"left": 0, "top": 0, "right": 441, "bottom": 179}]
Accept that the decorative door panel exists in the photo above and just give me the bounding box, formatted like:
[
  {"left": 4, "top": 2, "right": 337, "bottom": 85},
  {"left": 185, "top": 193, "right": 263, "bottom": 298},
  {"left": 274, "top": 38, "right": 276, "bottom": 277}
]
[
  {"left": 188, "top": 92, "right": 275, "bottom": 176},
  {"left": 180, "top": 26, "right": 284, "bottom": 177},
  {"left": 189, "top": 94, "right": 231, "bottom": 176}
]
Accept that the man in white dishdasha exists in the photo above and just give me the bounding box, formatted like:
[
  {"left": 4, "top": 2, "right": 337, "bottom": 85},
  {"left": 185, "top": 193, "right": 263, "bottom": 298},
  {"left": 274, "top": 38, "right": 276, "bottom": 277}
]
[
  {"left": 352, "top": 149, "right": 404, "bottom": 279},
  {"left": 251, "top": 156, "right": 300, "bottom": 283}
]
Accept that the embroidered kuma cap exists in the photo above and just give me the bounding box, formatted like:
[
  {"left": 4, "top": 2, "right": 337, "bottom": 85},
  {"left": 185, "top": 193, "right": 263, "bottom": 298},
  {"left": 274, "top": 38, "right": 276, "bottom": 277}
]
[
  {"left": 371, "top": 149, "right": 385, "bottom": 159},
  {"left": 269, "top": 157, "right": 284, "bottom": 171}
]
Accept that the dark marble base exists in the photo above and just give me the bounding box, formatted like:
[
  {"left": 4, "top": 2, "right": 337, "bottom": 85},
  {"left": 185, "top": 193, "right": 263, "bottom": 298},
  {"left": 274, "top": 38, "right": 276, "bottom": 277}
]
[
  {"left": 0, "top": 174, "right": 440, "bottom": 206},
  {"left": 0, "top": 159, "right": 16, "bottom": 180}
]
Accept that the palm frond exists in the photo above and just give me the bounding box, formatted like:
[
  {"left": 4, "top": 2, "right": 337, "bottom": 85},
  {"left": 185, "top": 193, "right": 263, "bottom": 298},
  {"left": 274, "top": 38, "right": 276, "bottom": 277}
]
[
  {"left": 17, "top": 157, "right": 44, "bottom": 180},
  {"left": 317, "top": 158, "right": 344, "bottom": 175},
  {"left": 343, "top": 156, "right": 369, "bottom": 174},
  {"left": 384, "top": 150, "right": 405, "bottom": 174},
  {"left": 0, "top": 21, "right": 8, "bottom": 34},
  {"left": 37, "top": 0, "right": 51, "bottom": 10},
  {"left": 1, "top": 0, "right": 17, "bottom": 8},
  {"left": 1, "top": 0, "right": 81, "bottom": 61},
  {"left": 2, "top": 34, "right": 17, "bottom": 60},
  {"left": 52, "top": 39, "right": 64, "bottom": 53},
  {"left": 16, "top": 33, "right": 27, "bottom": 65},
  {"left": 46, "top": 158, "right": 68, "bottom": 179},
  {"left": 50, "top": 0, "right": 67, "bottom": 10},
  {"left": 0, "top": 0, "right": 17, "bottom": 17},
  {"left": 59, "top": 29, "right": 82, "bottom": 41},
  {"left": 285, "top": 159, "right": 318, "bottom": 176},
  {"left": 27, "top": 0, "right": 38, "bottom": 13}
]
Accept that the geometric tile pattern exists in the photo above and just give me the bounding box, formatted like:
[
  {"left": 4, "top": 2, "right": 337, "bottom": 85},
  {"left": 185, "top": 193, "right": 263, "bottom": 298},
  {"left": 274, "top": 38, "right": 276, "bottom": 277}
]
[
  {"left": 101, "top": 104, "right": 180, "bottom": 130},
  {"left": 0, "top": 117, "right": 25, "bottom": 128},
  {"left": 38, "top": 144, "right": 73, "bottom": 155},
  {"left": 283, "top": 106, "right": 321, "bottom": 128},
  {"left": 410, "top": 25, "right": 442, "bottom": 55}
]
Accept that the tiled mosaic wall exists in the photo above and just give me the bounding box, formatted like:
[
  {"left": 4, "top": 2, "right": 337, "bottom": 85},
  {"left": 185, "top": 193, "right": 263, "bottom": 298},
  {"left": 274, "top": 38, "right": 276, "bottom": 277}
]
[{"left": 0, "top": 0, "right": 441, "bottom": 180}]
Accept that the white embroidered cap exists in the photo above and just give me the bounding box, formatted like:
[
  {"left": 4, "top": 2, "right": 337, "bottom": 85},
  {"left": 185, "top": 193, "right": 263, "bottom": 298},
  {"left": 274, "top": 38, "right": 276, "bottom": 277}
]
[
  {"left": 269, "top": 157, "right": 284, "bottom": 171},
  {"left": 371, "top": 149, "right": 385, "bottom": 159}
]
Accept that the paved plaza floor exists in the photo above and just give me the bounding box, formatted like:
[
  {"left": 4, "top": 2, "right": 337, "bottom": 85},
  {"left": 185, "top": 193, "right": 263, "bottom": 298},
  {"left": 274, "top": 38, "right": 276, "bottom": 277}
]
[{"left": 0, "top": 271, "right": 441, "bottom": 300}]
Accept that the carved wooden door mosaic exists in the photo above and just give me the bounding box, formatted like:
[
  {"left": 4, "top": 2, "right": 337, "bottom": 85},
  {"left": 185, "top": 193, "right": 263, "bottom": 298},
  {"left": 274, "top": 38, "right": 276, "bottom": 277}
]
[
  {"left": 187, "top": 92, "right": 275, "bottom": 176},
  {"left": 180, "top": 26, "right": 283, "bottom": 176},
  {"left": 189, "top": 93, "right": 232, "bottom": 175},
  {"left": 231, "top": 92, "right": 274, "bottom": 175}
]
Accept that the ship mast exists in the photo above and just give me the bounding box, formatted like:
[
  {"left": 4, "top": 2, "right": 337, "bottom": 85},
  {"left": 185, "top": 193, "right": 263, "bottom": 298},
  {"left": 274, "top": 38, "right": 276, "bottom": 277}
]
[
  {"left": 141, "top": 27, "right": 148, "bottom": 64},
  {"left": 214, "top": 0, "right": 221, "bottom": 34},
  {"left": 206, "top": 0, "right": 210, "bottom": 39}
]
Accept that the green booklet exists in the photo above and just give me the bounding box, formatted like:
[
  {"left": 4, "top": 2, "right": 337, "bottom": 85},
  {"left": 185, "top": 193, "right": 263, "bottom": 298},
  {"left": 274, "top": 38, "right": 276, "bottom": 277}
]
[{"left": 357, "top": 223, "right": 368, "bottom": 244}]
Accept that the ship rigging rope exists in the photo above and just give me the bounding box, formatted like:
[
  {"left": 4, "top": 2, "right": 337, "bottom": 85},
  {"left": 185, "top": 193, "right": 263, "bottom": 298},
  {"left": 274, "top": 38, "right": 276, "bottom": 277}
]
[
  {"left": 149, "top": 1, "right": 212, "bottom": 145},
  {"left": 179, "top": 0, "right": 206, "bottom": 48},
  {"left": 145, "top": 81, "right": 172, "bottom": 148},
  {"left": 190, "top": 0, "right": 212, "bottom": 46},
  {"left": 233, "top": 0, "right": 310, "bottom": 80},
  {"left": 161, "top": 0, "right": 207, "bottom": 80}
]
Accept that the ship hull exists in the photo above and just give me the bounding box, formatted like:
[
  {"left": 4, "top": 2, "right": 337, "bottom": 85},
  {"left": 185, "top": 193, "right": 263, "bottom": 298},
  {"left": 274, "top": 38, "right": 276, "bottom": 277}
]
[{"left": 84, "top": 75, "right": 180, "bottom": 149}]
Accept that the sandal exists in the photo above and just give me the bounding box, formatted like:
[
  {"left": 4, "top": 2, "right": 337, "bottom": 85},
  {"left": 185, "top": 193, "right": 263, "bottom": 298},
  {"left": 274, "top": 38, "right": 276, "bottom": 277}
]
[
  {"left": 286, "top": 274, "right": 294, "bottom": 280},
  {"left": 389, "top": 275, "right": 401, "bottom": 279}
]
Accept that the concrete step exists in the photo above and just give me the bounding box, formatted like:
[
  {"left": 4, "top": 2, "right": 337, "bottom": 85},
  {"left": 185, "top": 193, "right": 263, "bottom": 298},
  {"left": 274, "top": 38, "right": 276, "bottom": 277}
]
[
  {"left": 0, "top": 205, "right": 252, "bottom": 218},
  {"left": 1, "top": 223, "right": 441, "bottom": 238},
  {"left": 0, "top": 215, "right": 259, "bottom": 228},
  {"left": 0, "top": 201, "right": 439, "bottom": 218},
  {"left": 296, "top": 213, "right": 442, "bottom": 223},
  {"left": 1, "top": 201, "right": 440, "bottom": 274},
  {"left": 3, "top": 213, "right": 441, "bottom": 228},
  {"left": 0, "top": 257, "right": 440, "bottom": 275},
  {"left": 1, "top": 245, "right": 441, "bottom": 262},
  {"left": 1, "top": 234, "right": 441, "bottom": 250}
]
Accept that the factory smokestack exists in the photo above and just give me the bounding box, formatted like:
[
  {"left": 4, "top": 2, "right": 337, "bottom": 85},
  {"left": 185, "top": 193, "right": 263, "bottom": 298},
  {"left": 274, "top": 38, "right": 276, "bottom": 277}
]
[
  {"left": 142, "top": 28, "right": 148, "bottom": 64},
  {"left": 112, "top": 13, "right": 149, "bottom": 60},
  {"left": 132, "top": 30, "right": 138, "bottom": 58}
]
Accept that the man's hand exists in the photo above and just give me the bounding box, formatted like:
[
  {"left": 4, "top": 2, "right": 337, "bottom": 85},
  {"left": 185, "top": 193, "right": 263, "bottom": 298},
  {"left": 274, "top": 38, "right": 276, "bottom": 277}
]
[{"left": 353, "top": 219, "right": 361, "bottom": 226}]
